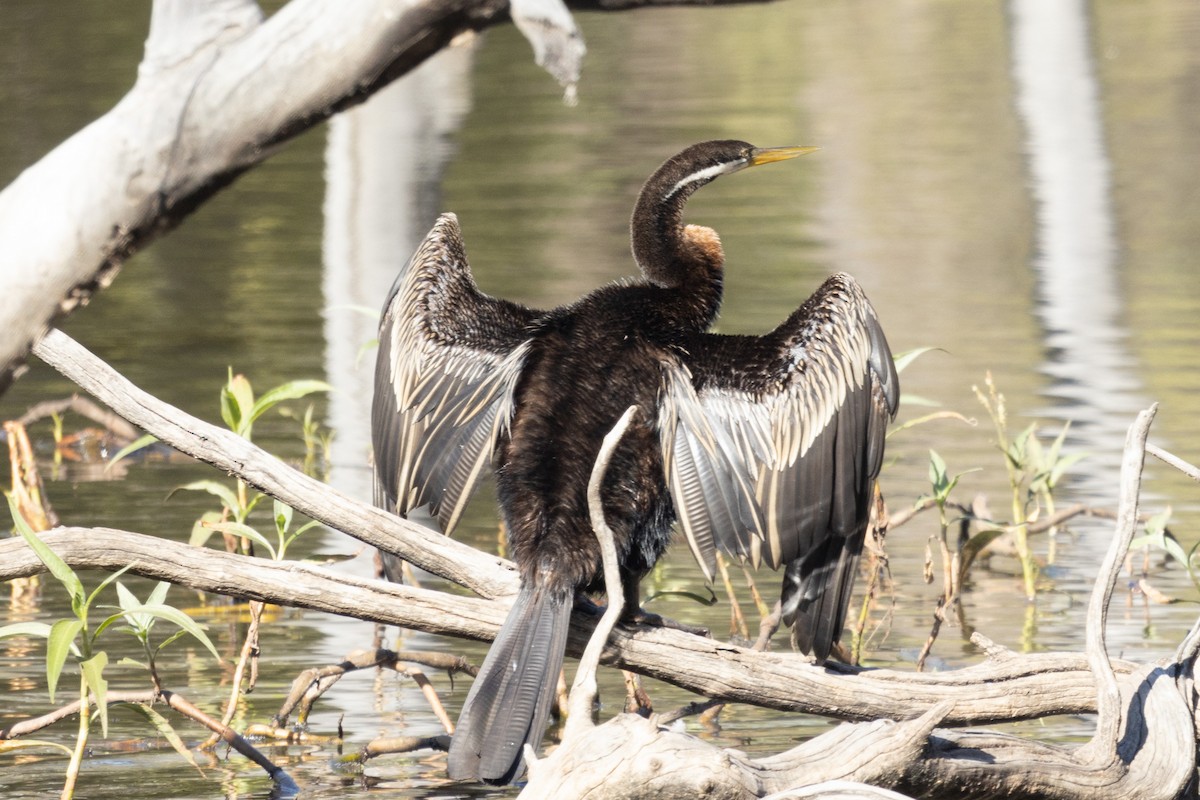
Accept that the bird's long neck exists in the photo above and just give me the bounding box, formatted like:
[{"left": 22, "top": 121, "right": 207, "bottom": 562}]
[{"left": 631, "top": 171, "right": 724, "bottom": 329}]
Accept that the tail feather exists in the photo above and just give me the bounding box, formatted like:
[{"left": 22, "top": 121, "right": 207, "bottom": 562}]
[{"left": 448, "top": 583, "right": 571, "bottom": 784}]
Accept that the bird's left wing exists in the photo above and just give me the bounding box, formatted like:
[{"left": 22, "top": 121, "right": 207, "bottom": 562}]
[
  {"left": 372, "top": 213, "right": 541, "bottom": 535},
  {"left": 660, "top": 273, "right": 898, "bottom": 660}
]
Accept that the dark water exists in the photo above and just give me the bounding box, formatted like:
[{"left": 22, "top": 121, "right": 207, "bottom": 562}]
[{"left": 3, "top": 1, "right": 1200, "bottom": 797}]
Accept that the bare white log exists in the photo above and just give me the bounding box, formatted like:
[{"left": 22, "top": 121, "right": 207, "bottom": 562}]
[
  {"left": 32, "top": 328, "right": 517, "bottom": 601},
  {"left": 484, "top": 406, "right": 1200, "bottom": 800},
  {"left": 564, "top": 405, "right": 636, "bottom": 737},
  {"left": 1078, "top": 405, "right": 1154, "bottom": 766},
  {"left": 1147, "top": 443, "right": 1200, "bottom": 484},
  {"left": 0, "top": 525, "right": 1136, "bottom": 726}
]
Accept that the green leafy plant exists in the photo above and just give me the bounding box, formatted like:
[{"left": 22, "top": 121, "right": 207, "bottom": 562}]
[
  {"left": 0, "top": 494, "right": 219, "bottom": 799},
  {"left": 973, "top": 374, "right": 1087, "bottom": 599},
  {"left": 913, "top": 451, "right": 980, "bottom": 670},
  {"left": 176, "top": 370, "right": 329, "bottom": 555}
]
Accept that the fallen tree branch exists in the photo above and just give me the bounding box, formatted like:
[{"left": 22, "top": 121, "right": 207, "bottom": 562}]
[
  {"left": 8, "top": 326, "right": 1200, "bottom": 797},
  {"left": 0, "top": 526, "right": 1148, "bottom": 727},
  {"left": 0, "top": 687, "right": 298, "bottom": 793},
  {"left": 31, "top": 328, "right": 517, "bottom": 601}
]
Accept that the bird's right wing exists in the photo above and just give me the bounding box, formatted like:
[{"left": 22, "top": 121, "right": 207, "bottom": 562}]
[
  {"left": 659, "top": 273, "right": 898, "bottom": 661},
  {"left": 372, "top": 213, "right": 540, "bottom": 536}
]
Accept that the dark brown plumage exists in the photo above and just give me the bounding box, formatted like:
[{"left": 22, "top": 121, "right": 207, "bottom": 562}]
[{"left": 371, "top": 140, "right": 899, "bottom": 785}]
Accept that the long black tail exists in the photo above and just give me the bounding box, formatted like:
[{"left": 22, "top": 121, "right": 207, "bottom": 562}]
[{"left": 447, "top": 582, "right": 571, "bottom": 784}]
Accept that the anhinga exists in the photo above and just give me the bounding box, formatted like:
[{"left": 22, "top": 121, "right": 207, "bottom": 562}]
[{"left": 371, "top": 140, "right": 899, "bottom": 784}]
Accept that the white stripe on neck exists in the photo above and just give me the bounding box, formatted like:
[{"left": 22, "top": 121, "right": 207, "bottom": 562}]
[{"left": 664, "top": 159, "right": 744, "bottom": 201}]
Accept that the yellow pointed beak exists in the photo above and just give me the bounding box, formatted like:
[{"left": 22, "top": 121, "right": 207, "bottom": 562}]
[{"left": 748, "top": 145, "right": 820, "bottom": 167}]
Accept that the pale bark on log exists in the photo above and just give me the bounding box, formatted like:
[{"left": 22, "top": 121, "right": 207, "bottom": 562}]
[
  {"left": 0, "top": 526, "right": 1145, "bottom": 725},
  {"left": 32, "top": 328, "right": 517, "bottom": 601},
  {"left": 0, "top": 0, "right": 767, "bottom": 392}
]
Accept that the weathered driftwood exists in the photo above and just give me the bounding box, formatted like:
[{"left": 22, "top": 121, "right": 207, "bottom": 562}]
[
  {"left": 32, "top": 328, "right": 516, "bottom": 601},
  {"left": 0, "top": 525, "right": 1141, "bottom": 726},
  {"left": 9, "top": 331, "right": 1152, "bottom": 723},
  {"left": 6, "top": 336, "right": 1200, "bottom": 797}
]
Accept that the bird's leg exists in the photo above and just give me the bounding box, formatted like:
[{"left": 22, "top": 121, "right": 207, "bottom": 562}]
[{"left": 618, "top": 572, "right": 710, "bottom": 637}]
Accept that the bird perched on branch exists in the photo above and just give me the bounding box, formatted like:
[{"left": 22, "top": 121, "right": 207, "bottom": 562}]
[{"left": 371, "top": 139, "right": 899, "bottom": 784}]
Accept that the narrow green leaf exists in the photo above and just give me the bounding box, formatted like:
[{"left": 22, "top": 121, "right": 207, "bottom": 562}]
[
  {"left": 117, "top": 603, "right": 221, "bottom": 660},
  {"left": 250, "top": 380, "right": 332, "bottom": 426},
  {"left": 105, "top": 433, "right": 158, "bottom": 473},
  {"left": 116, "top": 581, "right": 138, "bottom": 613},
  {"left": 80, "top": 652, "right": 109, "bottom": 737},
  {"left": 928, "top": 450, "right": 947, "bottom": 486},
  {"left": 355, "top": 338, "right": 378, "bottom": 368},
  {"left": 8, "top": 494, "right": 85, "bottom": 611},
  {"left": 84, "top": 564, "right": 135, "bottom": 616},
  {"left": 171, "top": 480, "right": 241, "bottom": 513},
  {"left": 0, "top": 621, "right": 53, "bottom": 640},
  {"left": 189, "top": 511, "right": 225, "bottom": 547},
  {"left": 113, "top": 582, "right": 154, "bottom": 640},
  {"left": 222, "top": 371, "right": 256, "bottom": 437},
  {"left": 243, "top": 492, "right": 267, "bottom": 517},
  {"left": 284, "top": 520, "right": 322, "bottom": 551},
  {"left": 1048, "top": 452, "right": 1088, "bottom": 487},
  {"left": 127, "top": 702, "right": 204, "bottom": 774},
  {"left": 1135, "top": 533, "right": 1187, "bottom": 568},
  {"left": 147, "top": 581, "right": 171, "bottom": 607},
  {"left": 154, "top": 628, "right": 189, "bottom": 655},
  {"left": 274, "top": 499, "right": 293, "bottom": 535},
  {"left": 0, "top": 739, "right": 76, "bottom": 757},
  {"left": 892, "top": 346, "right": 940, "bottom": 374},
  {"left": 887, "top": 410, "right": 976, "bottom": 437},
  {"left": 960, "top": 528, "right": 1008, "bottom": 575},
  {"left": 1046, "top": 421, "right": 1072, "bottom": 464},
  {"left": 204, "top": 521, "right": 277, "bottom": 560},
  {"left": 46, "top": 619, "right": 84, "bottom": 703}
]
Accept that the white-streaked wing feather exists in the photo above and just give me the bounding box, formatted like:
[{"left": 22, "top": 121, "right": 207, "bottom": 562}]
[
  {"left": 371, "top": 214, "right": 539, "bottom": 536},
  {"left": 660, "top": 273, "right": 899, "bottom": 583}
]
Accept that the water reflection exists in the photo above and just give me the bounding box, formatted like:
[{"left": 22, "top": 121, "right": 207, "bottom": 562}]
[
  {"left": 321, "top": 44, "right": 475, "bottom": 512},
  {"left": 1010, "top": 0, "right": 1145, "bottom": 499}
]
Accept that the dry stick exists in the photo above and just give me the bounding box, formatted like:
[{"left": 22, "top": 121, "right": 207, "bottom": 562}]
[
  {"left": 560, "top": 405, "right": 638, "bottom": 742},
  {"left": 1, "top": 690, "right": 159, "bottom": 739},
  {"left": 160, "top": 689, "right": 299, "bottom": 792},
  {"left": 1147, "top": 443, "right": 1200, "bottom": 484},
  {"left": 16, "top": 395, "right": 140, "bottom": 442},
  {"left": 398, "top": 663, "right": 456, "bottom": 733},
  {"left": 30, "top": 329, "right": 516, "bottom": 601},
  {"left": 1078, "top": 404, "right": 1156, "bottom": 766},
  {"left": 203, "top": 599, "right": 264, "bottom": 750},
  {"left": 270, "top": 648, "right": 473, "bottom": 729},
  {"left": 0, "top": 688, "right": 297, "bottom": 791}
]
